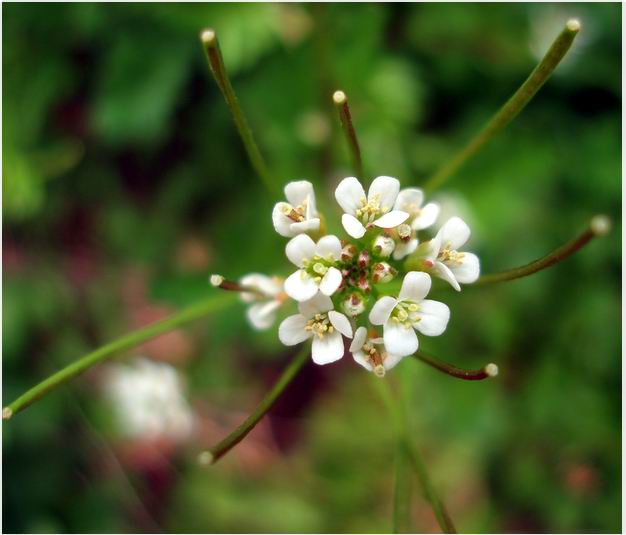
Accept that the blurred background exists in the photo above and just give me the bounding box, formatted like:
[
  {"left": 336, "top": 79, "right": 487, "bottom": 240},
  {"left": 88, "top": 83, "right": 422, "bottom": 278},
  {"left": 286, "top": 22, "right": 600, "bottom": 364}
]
[{"left": 3, "top": 3, "right": 621, "bottom": 533}]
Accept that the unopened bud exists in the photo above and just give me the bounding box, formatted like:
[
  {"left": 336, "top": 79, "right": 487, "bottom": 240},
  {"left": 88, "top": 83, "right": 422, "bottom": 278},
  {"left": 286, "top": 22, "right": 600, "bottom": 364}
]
[
  {"left": 358, "top": 250, "right": 370, "bottom": 268},
  {"left": 210, "top": 274, "right": 224, "bottom": 287},
  {"left": 372, "top": 235, "right": 395, "bottom": 258},
  {"left": 372, "top": 262, "right": 397, "bottom": 283},
  {"left": 485, "top": 363, "right": 499, "bottom": 377},
  {"left": 397, "top": 224, "right": 412, "bottom": 242},
  {"left": 2, "top": 407, "right": 12, "bottom": 420},
  {"left": 343, "top": 293, "right": 366, "bottom": 317},
  {"left": 357, "top": 276, "right": 371, "bottom": 293},
  {"left": 198, "top": 450, "right": 214, "bottom": 465},
  {"left": 341, "top": 243, "right": 358, "bottom": 262}
]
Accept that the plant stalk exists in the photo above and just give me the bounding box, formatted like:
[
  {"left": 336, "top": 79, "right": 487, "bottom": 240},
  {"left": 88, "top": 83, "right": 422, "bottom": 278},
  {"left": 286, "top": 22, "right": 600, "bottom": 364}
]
[
  {"left": 423, "top": 19, "right": 581, "bottom": 192},
  {"left": 199, "top": 344, "right": 310, "bottom": 465},
  {"left": 200, "top": 29, "right": 276, "bottom": 196},
  {"left": 475, "top": 214, "right": 611, "bottom": 286},
  {"left": 333, "top": 90, "right": 364, "bottom": 178},
  {"left": 414, "top": 350, "right": 498, "bottom": 381},
  {"left": 3, "top": 293, "right": 237, "bottom": 419}
]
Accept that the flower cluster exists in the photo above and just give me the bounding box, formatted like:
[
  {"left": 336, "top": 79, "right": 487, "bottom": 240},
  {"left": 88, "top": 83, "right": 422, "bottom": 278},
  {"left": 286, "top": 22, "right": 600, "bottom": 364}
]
[{"left": 215, "top": 176, "right": 480, "bottom": 377}]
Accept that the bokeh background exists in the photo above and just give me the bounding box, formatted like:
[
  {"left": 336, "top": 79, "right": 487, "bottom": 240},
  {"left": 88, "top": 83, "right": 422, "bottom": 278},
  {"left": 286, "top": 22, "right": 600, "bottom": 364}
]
[{"left": 3, "top": 3, "right": 621, "bottom": 533}]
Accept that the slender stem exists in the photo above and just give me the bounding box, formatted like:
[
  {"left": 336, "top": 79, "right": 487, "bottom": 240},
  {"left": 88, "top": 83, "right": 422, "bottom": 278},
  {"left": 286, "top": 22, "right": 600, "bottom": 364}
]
[
  {"left": 200, "top": 29, "right": 277, "bottom": 196},
  {"left": 405, "top": 441, "right": 457, "bottom": 534},
  {"left": 475, "top": 214, "right": 611, "bottom": 286},
  {"left": 333, "top": 90, "right": 364, "bottom": 178},
  {"left": 199, "top": 344, "right": 310, "bottom": 465},
  {"left": 423, "top": 19, "right": 581, "bottom": 192},
  {"left": 414, "top": 350, "right": 498, "bottom": 381},
  {"left": 3, "top": 293, "right": 237, "bottom": 419},
  {"left": 392, "top": 433, "right": 412, "bottom": 533}
]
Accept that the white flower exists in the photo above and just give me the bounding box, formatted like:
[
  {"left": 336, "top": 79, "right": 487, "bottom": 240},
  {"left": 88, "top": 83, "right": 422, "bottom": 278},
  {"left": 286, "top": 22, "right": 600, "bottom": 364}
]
[
  {"left": 350, "top": 326, "right": 405, "bottom": 378},
  {"left": 104, "top": 358, "right": 193, "bottom": 442},
  {"left": 239, "top": 273, "right": 285, "bottom": 330},
  {"left": 394, "top": 188, "right": 440, "bottom": 231},
  {"left": 272, "top": 180, "right": 320, "bottom": 238},
  {"left": 391, "top": 188, "right": 439, "bottom": 260},
  {"left": 284, "top": 234, "right": 343, "bottom": 302},
  {"left": 369, "top": 272, "right": 450, "bottom": 357},
  {"left": 335, "top": 176, "right": 409, "bottom": 239},
  {"left": 278, "top": 293, "right": 353, "bottom": 365},
  {"left": 421, "top": 217, "right": 480, "bottom": 291}
]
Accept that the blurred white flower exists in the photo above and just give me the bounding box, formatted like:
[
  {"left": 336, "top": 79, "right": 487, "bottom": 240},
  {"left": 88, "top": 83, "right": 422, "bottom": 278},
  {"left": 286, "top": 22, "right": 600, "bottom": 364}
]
[
  {"left": 239, "top": 273, "right": 286, "bottom": 330},
  {"left": 272, "top": 180, "right": 320, "bottom": 238},
  {"left": 105, "top": 358, "right": 193, "bottom": 442}
]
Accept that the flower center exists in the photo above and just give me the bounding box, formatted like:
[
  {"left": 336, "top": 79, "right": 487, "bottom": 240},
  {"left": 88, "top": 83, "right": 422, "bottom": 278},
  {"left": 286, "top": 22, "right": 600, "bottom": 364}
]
[
  {"left": 355, "top": 194, "right": 387, "bottom": 224},
  {"left": 362, "top": 342, "right": 387, "bottom": 377},
  {"left": 280, "top": 199, "right": 308, "bottom": 222},
  {"left": 438, "top": 246, "right": 465, "bottom": 266},
  {"left": 304, "top": 313, "right": 334, "bottom": 339},
  {"left": 390, "top": 301, "right": 421, "bottom": 329},
  {"left": 302, "top": 255, "right": 335, "bottom": 282},
  {"left": 403, "top": 202, "right": 422, "bottom": 219}
]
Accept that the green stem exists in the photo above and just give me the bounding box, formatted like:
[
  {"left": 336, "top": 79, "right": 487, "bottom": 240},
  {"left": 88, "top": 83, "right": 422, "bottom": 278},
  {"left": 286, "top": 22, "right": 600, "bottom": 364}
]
[
  {"left": 333, "top": 90, "right": 364, "bottom": 178},
  {"left": 199, "top": 344, "right": 310, "bottom": 465},
  {"left": 3, "top": 293, "right": 237, "bottom": 420},
  {"left": 200, "top": 29, "right": 277, "bottom": 196},
  {"left": 392, "top": 430, "right": 412, "bottom": 533},
  {"left": 423, "top": 19, "right": 581, "bottom": 192},
  {"left": 475, "top": 214, "right": 611, "bottom": 286}
]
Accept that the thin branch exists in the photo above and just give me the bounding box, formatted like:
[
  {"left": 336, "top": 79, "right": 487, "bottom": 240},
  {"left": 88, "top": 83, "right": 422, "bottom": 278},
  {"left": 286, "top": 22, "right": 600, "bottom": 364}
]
[
  {"left": 333, "top": 90, "right": 364, "bottom": 178},
  {"left": 423, "top": 19, "right": 581, "bottom": 192},
  {"left": 3, "top": 293, "right": 237, "bottom": 419},
  {"left": 200, "top": 29, "right": 277, "bottom": 196},
  {"left": 475, "top": 214, "right": 611, "bottom": 286},
  {"left": 198, "top": 344, "right": 310, "bottom": 465},
  {"left": 414, "top": 350, "right": 498, "bottom": 381}
]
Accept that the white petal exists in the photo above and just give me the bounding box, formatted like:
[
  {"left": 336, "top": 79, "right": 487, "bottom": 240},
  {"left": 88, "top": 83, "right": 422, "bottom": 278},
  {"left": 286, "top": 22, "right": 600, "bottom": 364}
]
[
  {"left": 392, "top": 238, "right": 418, "bottom": 261},
  {"left": 394, "top": 188, "right": 424, "bottom": 213},
  {"left": 284, "top": 270, "right": 319, "bottom": 302},
  {"left": 328, "top": 311, "right": 353, "bottom": 338},
  {"left": 284, "top": 180, "right": 315, "bottom": 209},
  {"left": 412, "top": 202, "right": 440, "bottom": 230},
  {"left": 311, "top": 331, "right": 345, "bottom": 365},
  {"left": 369, "top": 296, "right": 398, "bottom": 325},
  {"left": 438, "top": 216, "right": 471, "bottom": 250},
  {"left": 335, "top": 176, "right": 365, "bottom": 216},
  {"left": 373, "top": 210, "right": 409, "bottom": 229},
  {"left": 450, "top": 252, "right": 480, "bottom": 284},
  {"left": 349, "top": 326, "right": 368, "bottom": 352},
  {"left": 305, "top": 194, "right": 317, "bottom": 219},
  {"left": 272, "top": 203, "right": 297, "bottom": 237},
  {"left": 383, "top": 321, "right": 418, "bottom": 357},
  {"left": 415, "top": 300, "right": 450, "bottom": 336},
  {"left": 368, "top": 176, "right": 400, "bottom": 213},
  {"left": 278, "top": 314, "right": 311, "bottom": 345},
  {"left": 383, "top": 353, "right": 405, "bottom": 371},
  {"left": 353, "top": 350, "right": 373, "bottom": 371},
  {"left": 298, "top": 292, "right": 333, "bottom": 317},
  {"left": 240, "top": 273, "right": 282, "bottom": 297},
  {"left": 247, "top": 300, "right": 281, "bottom": 330},
  {"left": 342, "top": 213, "right": 367, "bottom": 239},
  {"left": 285, "top": 234, "right": 316, "bottom": 267},
  {"left": 315, "top": 235, "right": 342, "bottom": 260},
  {"left": 319, "top": 266, "right": 342, "bottom": 296},
  {"left": 432, "top": 261, "right": 460, "bottom": 291},
  {"left": 290, "top": 218, "right": 320, "bottom": 235},
  {"left": 399, "top": 271, "right": 431, "bottom": 302}
]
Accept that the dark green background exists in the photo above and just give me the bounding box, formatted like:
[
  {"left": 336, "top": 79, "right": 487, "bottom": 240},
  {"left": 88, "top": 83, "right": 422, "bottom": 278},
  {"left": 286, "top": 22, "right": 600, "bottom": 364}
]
[{"left": 3, "top": 3, "right": 621, "bottom": 533}]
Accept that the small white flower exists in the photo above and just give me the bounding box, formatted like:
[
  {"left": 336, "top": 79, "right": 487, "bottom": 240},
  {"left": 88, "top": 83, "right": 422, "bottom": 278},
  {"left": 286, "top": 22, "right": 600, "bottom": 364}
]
[
  {"left": 350, "top": 326, "right": 405, "bottom": 378},
  {"left": 104, "top": 358, "right": 193, "bottom": 441},
  {"left": 279, "top": 293, "right": 353, "bottom": 365},
  {"left": 272, "top": 180, "right": 321, "bottom": 238},
  {"left": 421, "top": 217, "right": 480, "bottom": 291},
  {"left": 239, "top": 273, "right": 285, "bottom": 330},
  {"left": 369, "top": 272, "right": 450, "bottom": 357},
  {"left": 335, "top": 176, "right": 409, "bottom": 239},
  {"left": 394, "top": 188, "right": 440, "bottom": 231},
  {"left": 284, "top": 234, "right": 343, "bottom": 302}
]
